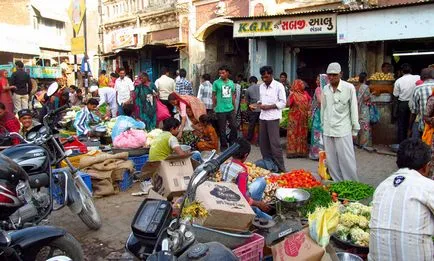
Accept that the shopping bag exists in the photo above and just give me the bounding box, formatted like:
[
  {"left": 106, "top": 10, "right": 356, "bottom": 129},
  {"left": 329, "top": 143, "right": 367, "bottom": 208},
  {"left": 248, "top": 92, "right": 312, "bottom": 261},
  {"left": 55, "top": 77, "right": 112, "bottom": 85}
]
[
  {"left": 369, "top": 104, "right": 380, "bottom": 124},
  {"left": 113, "top": 129, "right": 147, "bottom": 149},
  {"left": 156, "top": 98, "right": 171, "bottom": 124},
  {"left": 308, "top": 203, "right": 340, "bottom": 247},
  {"left": 422, "top": 123, "right": 433, "bottom": 146},
  {"left": 318, "top": 151, "right": 331, "bottom": 180}
]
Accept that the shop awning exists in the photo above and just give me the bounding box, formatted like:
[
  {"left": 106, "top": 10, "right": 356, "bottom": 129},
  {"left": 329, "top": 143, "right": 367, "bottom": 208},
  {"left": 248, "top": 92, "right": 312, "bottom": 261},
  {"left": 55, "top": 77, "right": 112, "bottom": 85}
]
[
  {"left": 31, "top": 1, "right": 67, "bottom": 22},
  {"left": 0, "top": 24, "right": 40, "bottom": 55}
]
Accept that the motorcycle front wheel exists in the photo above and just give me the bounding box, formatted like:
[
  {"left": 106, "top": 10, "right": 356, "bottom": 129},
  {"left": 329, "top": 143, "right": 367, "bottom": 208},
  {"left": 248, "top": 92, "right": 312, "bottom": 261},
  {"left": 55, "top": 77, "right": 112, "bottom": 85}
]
[
  {"left": 26, "top": 233, "right": 84, "bottom": 261},
  {"left": 75, "top": 177, "right": 102, "bottom": 230}
]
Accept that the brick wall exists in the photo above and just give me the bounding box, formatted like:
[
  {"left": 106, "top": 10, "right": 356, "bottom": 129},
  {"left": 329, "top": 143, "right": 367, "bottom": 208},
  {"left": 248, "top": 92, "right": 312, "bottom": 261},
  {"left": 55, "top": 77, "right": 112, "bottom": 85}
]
[
  {"left": 0, "top": 0, "right": 30, "bottom": 26},
  {"left": 196, "top": 0, "right": 248, "bottom": 30}
]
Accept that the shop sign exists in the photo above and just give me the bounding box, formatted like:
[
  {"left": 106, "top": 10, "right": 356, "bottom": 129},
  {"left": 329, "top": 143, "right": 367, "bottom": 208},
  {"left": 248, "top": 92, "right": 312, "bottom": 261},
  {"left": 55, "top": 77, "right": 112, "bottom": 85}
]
[
  {"left": 71, "top": 37, "right": 85, "bottom": 55},
  {"left": 111, "top": 28, "right": 136, "bottom": 50},
  {"left": 68, "top": 0, "right": 86, "bottom": 35},
  {"left": 233, "top": 14, "right": 336, "bottom": 38}
]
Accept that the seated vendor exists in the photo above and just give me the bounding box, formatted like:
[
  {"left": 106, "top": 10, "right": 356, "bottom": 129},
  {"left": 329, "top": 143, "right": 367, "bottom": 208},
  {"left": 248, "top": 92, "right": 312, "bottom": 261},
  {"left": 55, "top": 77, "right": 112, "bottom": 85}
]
[
  {"left": 195, "top": 114, "right": 218, "bottom": 152},
  {"left": 111, "top": 103, "right": 146, "bottom": 140},
  {"left": 369, "top": 138, "right": 434, "bottom": 261},
  {"left": 73, "top": 98, "right": 101, "bottom": 137},
  {"left": 18, "top": 109, "right": 40, "bottom": 137},
  {"left": 0, "top": 102, "right": 20, "bottom": 145},
  {"left": 219, "top": 138, "right": 271, "bottom": 220},
  {"left": 149, "top": 117, "right": 201, "bottom": 162}
]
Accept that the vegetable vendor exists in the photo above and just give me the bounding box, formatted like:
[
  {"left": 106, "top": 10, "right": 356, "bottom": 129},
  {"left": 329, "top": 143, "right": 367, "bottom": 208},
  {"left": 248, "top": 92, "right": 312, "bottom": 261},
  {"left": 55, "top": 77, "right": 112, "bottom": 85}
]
[
  {"left": 369, "top": 139, "right": 434, "bottom": 261},
  {"left": 219, "top": 138, "right": 271, "bottom": 220},
  {"left": 111, "top": 103, "right": 146, "bottom": 140},
  {"left": 73, "top": 98, "right": 101, "bottom": 137},
  {"left": 148, "top": 117, "right": 202, "bottom": 162},
  {"left": 89, "top": 85, "right": 118, "bottom": 118}
]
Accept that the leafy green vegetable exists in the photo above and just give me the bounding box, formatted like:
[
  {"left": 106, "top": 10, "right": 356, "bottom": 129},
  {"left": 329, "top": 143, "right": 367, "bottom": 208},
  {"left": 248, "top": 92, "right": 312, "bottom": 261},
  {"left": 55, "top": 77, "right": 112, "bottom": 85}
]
[
  {"left": 329, "top": 181, "right": 374, "bottom": 201},
  {"left": 299, "top": 187, "right": 332, "bottom": 217},
  {"left": 283, "top": 196, "right": 296, "bottom": 202},
  {"left": 280, "top": 108, "right": 289, "bottom": 128}
]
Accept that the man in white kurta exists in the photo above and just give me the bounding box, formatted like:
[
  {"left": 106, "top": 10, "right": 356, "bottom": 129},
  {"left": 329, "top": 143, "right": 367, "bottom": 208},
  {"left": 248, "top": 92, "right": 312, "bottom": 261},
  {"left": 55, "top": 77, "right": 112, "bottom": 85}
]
[
  {"left": 369, "top": 138, "right": 434, "bottom": 261},
  {"left": 321, "top": 62, "right": 360, "bottom": 181}
]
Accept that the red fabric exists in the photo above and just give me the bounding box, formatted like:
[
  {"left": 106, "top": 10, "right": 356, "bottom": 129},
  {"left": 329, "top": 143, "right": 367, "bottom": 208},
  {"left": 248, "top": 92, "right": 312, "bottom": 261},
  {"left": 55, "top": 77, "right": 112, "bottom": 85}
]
[
  {"left": 0, "top": 76, "right": 14, "bottom": 113},
  {"left": 286, "top": 80, "right": 311, "bottom": 157},
  {"left": 231, "top": 159, "right": 253, "bottom": 205},
  {"left": 0, "top": 112, "right": 20, "bottom": 144}
]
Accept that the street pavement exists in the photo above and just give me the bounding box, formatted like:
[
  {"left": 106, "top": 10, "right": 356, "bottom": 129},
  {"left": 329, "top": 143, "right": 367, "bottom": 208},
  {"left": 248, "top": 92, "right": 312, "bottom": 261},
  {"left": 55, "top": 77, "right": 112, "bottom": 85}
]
[{"left": 49, "top": 144, "right": 397, "bottom": 260}]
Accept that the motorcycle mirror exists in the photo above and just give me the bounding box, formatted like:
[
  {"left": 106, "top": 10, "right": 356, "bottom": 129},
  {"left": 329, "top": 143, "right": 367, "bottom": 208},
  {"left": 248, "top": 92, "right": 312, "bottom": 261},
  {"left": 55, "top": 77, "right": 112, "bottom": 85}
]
[{"left": 47, "top": 82, "right": 59, "bottom": 97}]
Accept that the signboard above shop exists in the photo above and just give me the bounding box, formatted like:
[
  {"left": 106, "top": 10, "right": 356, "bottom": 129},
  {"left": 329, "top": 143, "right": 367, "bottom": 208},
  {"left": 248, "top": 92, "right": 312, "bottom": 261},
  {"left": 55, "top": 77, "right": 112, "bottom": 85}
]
[
  {"left": 111, "top": 27, "right": 137, "bottom": 50},
  {"left": 233, "top": 14, "right": 336, "bottom": 38}
]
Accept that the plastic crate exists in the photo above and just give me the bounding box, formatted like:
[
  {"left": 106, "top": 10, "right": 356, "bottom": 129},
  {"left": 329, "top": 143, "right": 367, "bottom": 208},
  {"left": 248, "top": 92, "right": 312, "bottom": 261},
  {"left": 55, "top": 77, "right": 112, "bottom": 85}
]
[
  {"left": 232, "top": 233, "right": 264, "bottom": 261},
  {"left": 128, "top": 154, "right": 149, "bottom": 172},
  {"left": 118, "top": 170, "right": 133, "bottom": 191},
  {"left": 51, "top": 169, "right": 93, "bottom": 205}
]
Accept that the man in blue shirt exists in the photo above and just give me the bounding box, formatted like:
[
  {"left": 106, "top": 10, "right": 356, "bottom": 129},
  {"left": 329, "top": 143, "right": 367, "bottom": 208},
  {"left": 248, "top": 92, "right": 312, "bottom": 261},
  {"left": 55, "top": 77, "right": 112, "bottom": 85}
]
[{"left": 74, "top": 98, "right": 101, "bottom": 137}]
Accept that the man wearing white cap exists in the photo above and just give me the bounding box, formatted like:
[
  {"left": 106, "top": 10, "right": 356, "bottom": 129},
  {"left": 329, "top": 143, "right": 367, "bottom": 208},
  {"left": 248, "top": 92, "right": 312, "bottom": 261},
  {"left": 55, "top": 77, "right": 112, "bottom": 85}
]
[
  {"left": 321, "top": 62, "right": 360, "bottom": 181},
  {"left": 89, "top": 85, "right": 118, "bottom": 118}
]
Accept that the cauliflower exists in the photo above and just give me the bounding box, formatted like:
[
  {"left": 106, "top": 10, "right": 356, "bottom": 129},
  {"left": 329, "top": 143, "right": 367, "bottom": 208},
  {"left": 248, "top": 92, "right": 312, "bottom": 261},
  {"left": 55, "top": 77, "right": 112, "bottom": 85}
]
[
  {"left": 340, "top": 212, "right": 360, "bottom": 228},
  {"left": 357, "top": 215, "right": 369, "bottom": 229},
  {"left": 346, "top": 202, "right": 365, "bottom": 215},
  {"left": 350, "top": 227, "right": 370, "bottom": 247},
  {"left": 336, "top": 224, "right": 350, "bottom": 241}
]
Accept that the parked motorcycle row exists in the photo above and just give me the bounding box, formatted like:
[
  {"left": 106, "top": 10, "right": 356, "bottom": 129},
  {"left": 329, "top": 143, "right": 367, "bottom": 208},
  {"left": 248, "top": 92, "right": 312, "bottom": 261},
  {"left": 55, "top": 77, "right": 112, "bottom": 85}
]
[{"left": 0, "top": 82, "right": 242, "bottom": 260}]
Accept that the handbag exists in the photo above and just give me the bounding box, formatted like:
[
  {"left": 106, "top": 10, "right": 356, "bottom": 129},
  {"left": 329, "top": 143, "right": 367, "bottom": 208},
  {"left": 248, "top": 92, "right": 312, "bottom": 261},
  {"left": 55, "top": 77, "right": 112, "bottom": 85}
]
[
  {"left": 369, "top": 104, "right": 380, "bottom": 124},
  {"left": 156, "top": 98, "right": 171, "bottom": 124}
]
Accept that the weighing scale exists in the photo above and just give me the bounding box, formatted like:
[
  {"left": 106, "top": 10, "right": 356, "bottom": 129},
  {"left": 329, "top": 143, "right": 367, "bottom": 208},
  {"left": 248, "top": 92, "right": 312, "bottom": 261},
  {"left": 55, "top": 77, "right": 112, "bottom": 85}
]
[{"left": 252, "top": 188, "right": 310, "bottom": 246}]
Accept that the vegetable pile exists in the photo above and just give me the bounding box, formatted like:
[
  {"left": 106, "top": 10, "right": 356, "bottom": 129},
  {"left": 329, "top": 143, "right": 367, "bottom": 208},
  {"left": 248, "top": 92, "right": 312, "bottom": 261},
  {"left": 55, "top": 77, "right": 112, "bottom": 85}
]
[
  {"left": 335, "top": 202, "right": 372, "bottom": 247},
  {"left": 245, "top": 162, "right": 271, "bottom": 182},
  {"left": 264, "top": 170, "right": 322, "bottom": 203},
  {"left": 279, "top": 108, "right": 289, "bottom": 128},
  {"left": 145, "top": 129, "right": 163, "bottom": 147},
  {"left": 181, "top": 201, "right": 208, "bottom": 219},
  {"left": 299, "top": 187, "right": 332, "bottom": 217},
  {"left": 329, "top": 181, "right": 374, "bottom": 201}
]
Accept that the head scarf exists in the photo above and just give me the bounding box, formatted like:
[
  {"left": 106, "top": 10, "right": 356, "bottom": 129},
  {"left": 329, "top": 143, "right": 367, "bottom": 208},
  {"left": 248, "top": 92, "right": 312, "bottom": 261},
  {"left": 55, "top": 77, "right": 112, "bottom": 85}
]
[
  {"left": 291, "top": 79, "right": 305, "bottom": 93},
  {"left": 290, "top": 79, "right": 310, "bottom": 113},
  {"left": 171, "top": 92, "right": 206, "bottom": 121}
]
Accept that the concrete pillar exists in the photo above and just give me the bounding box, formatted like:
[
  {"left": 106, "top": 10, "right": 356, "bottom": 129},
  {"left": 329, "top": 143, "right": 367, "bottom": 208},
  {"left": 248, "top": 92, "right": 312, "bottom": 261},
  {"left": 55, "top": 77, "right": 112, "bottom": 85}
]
[
  {"left": 283, "top": 45, "right": 292, "bottom": 79},
  {"left": 249, "top": 38, "right": 267, "bottom": 78}
]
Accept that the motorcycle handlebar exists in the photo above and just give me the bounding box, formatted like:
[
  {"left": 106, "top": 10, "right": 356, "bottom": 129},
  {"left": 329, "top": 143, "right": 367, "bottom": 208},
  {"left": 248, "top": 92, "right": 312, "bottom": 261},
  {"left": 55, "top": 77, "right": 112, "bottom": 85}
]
[
  {"left": 49, "top": 104, "right": 69, "bottom": 116},
  {"left": 214, "top": 143, "right": 240, "bottom": 166}
]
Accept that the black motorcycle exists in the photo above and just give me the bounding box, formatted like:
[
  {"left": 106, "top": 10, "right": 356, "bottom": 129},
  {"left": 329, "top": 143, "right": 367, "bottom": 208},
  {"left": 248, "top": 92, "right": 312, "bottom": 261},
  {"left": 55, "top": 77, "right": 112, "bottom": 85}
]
[
  {"left": 125, "top": 144, "right": 241, "bottom": 260},
  {"left": 0, "top": 225, "right": 83, "bottom": 261},
  {"left": 0, "top": 104, "right": 101, "bottom": 231}
]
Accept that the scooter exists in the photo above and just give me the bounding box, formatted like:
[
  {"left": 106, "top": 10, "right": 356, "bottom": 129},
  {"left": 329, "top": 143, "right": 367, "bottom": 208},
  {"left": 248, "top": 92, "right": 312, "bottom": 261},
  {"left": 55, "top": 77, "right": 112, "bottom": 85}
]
[
  {"left": 0, "top": 90, "right": 101, "bottom": 231},
  {"left": 126, "top": 143, "right": 241, "bottom": 260},
  {"left": 0, "top": 225, "right": 83, "bottom": 261}
]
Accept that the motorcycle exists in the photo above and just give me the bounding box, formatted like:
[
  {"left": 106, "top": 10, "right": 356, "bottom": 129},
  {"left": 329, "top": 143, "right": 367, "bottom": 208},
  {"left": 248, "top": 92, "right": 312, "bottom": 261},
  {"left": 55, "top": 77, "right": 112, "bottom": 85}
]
[
  {"left": 0, "top": 225, "right": 83, "bottom": 261},
  {"left": 0, "top": 99, "right": 102, "bottom": 231},
  {"left": 126, "top": 143, "right": 241, "bottom": 260}
]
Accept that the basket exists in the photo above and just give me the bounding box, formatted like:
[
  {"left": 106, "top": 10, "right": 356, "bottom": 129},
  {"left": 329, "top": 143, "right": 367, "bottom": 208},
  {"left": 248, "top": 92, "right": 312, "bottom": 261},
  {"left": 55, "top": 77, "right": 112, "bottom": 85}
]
[
  {"left": 118, "top": 170, "right": 133, "bottom": 191},
  {"left": 232, "top": 233, "right": 264, "bottom": 261},
  {"left": 128, "top": 154, "right": 149, "bottom": 172},
  {"left": 51, "top": 170, "right": 93, "bottom": 205}
]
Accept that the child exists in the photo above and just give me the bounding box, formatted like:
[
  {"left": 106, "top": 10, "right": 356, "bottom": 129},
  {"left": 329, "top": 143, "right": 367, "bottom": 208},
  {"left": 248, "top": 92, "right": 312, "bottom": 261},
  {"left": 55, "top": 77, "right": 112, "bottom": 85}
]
[
  {"left": 219, "top": 138, "right": 272, "bottom": 220},
  {"left": 74, "top": 98, "right": 101, "bottom": 137},
  {"left": 149, "top": 117, "right": 202, "bottom": 162},
  {"left": 69, "top": 85, "right": 80, "bottom": 106},
  {"left": 196, "top": 114, "right": 218, "bottom": 152}
]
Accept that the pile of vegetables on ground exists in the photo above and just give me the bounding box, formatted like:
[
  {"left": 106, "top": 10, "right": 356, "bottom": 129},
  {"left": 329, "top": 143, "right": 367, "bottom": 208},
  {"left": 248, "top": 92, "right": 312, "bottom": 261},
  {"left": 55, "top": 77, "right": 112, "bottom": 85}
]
[
  {"left": 328, "top": 181, "right": 375, "bottom": 201},
  {"left": 214, "top": 162, "right": 270, "bottom": 183},
  {"left": 335, "top": 202, "right": 372, "bottom": 247}
]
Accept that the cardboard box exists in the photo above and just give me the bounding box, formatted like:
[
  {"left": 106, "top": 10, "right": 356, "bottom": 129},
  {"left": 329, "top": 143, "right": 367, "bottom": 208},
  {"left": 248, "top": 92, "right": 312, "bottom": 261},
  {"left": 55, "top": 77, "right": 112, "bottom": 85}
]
[
  {"left": 194, "top": 181, "right": 256, "bottom": 232},
  {"left": 141, "top": 154, "right": 194, "bottom": 198},
  {"left": 271, "top": 228, "right": 338, "bottom": 261}
]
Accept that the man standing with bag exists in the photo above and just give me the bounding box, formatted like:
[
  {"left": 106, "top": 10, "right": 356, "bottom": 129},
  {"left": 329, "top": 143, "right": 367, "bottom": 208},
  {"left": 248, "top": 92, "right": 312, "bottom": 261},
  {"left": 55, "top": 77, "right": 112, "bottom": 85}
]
[
  {"left": 10, "top": 61, "right": 31, "bottom": 113},
  {"left": 321, "top": 62, "right": 359, "bottom": 181}
]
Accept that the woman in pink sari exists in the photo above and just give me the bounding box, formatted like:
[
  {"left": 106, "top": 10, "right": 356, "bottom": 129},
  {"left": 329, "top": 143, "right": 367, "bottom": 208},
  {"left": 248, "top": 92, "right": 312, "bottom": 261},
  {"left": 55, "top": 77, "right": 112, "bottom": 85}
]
[{"left": 0, "top": 70, "right": 14, "bottom": 113}]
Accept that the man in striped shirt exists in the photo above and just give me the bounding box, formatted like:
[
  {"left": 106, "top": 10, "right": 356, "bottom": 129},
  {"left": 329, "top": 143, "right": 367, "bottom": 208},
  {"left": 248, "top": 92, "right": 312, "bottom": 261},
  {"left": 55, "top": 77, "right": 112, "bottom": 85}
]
[
  {"left": 369, "top": 138, "right": 434, "bottom": 261},
  {"left": 410, "top": 68, "right": 434, "bottom": 138},
  {"left": 74, "top": 98, "right": 101, "bottom": 137}
]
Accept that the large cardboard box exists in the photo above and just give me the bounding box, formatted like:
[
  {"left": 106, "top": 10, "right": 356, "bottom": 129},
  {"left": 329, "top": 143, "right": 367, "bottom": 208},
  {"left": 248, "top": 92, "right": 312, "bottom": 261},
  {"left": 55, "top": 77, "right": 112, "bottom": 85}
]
[
  {"left": 271, "top": 228, "right": 338, "bottom": 261},
  {"left": 141, "top": 154, "right": 194, "bottom": 198},
  {"left": 194, "top": 181, "right": 256, "bottom": 232}
]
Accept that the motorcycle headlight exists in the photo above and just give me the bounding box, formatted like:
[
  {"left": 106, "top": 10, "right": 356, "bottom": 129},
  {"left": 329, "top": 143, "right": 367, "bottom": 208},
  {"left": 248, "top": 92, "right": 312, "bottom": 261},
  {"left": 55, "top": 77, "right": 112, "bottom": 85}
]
[{"left": 26, "top": 131, "right": 37, "bottom": 141}]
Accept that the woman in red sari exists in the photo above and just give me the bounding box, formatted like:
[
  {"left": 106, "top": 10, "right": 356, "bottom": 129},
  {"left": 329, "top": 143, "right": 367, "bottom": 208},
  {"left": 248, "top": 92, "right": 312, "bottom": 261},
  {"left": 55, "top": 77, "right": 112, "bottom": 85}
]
[
  {"left": 0, "top": 70, "right": 14, "bottom": 114},
  {"left": 286, "top": 79, "right": 311, "bottom": 158}
]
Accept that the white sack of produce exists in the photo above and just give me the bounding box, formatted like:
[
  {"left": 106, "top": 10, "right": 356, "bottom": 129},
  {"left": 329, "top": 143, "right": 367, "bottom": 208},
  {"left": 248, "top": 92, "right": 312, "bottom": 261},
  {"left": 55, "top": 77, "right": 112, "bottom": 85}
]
[
  {"left": 145, "top": 129, "right": 163, "bottom": 147},
  {"left": 113, "top": 129, "right": 147, "bottom": 149},
  {"left": 194, "top": 181, "right": 255, "bottom": 232}
]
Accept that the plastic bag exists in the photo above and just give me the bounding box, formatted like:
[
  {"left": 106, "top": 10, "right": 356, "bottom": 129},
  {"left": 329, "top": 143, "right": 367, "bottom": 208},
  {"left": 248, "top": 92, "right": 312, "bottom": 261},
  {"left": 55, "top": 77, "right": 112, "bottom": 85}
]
[
  {"left": 422, "top": 123, "right": 433, "bottom": 146},
  {"left": 156, "top": 98, "right": 171, "bottom": 125},
  {"left": 369, "top": 104, "right": 380, "bottom": 124},
  {"left": 308, "top": 203, "right": 340, "bottom": 247},
  {"left": 113, "top": 129, "right": 147, "bottom": 149},
  {"left": 318, "top": 151, "right": 331, "bottom": 180}
]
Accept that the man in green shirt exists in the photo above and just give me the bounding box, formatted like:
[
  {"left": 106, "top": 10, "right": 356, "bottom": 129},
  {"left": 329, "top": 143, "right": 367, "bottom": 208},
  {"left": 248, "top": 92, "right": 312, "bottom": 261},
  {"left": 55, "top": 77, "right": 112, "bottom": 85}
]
[{"left": 212, "top": 65, "right": 238, "bottom": 151}]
